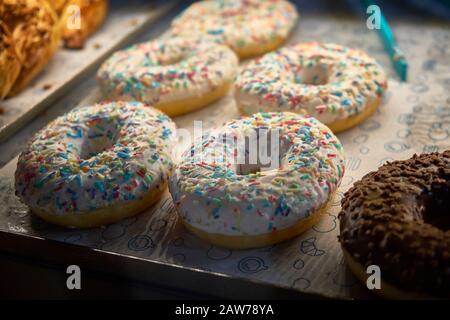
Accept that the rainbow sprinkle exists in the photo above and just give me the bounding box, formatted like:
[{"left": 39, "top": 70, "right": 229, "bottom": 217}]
[
  {"left": 97, "top": 37, "right": 238, "bottom": 110},
  {"left": 15, "top": 101, "right": 176, "bottom": 215},
  {"left": 169, "top": 112, "right": 345, "bottom": 236},
  {"left": 170, "top": 0, "right": 298, "bottom": 55},
  {"left": 234, "top": 42, "right": 388, "bottom": 125}
]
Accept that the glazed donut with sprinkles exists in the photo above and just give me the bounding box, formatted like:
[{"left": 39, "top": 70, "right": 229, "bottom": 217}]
[
  {"left": 97, "top": 36, "right": 238, "bottom": 117},
  {"left": 170, "top": 0, "right": 298, "bottom": 59},
  {"left": 169, "top": 112, "right": 345, "bottom": 249},
  {"left": 15, "top": 101, "right": 176, "bottom": 228},
  {"left": 234, "top": 42, "right": 388, "bottom": 132}
]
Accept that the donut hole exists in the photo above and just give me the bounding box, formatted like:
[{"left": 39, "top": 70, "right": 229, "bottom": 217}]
[
  {"left": 234, "top": 128, "right": 290, "bottom": 175},
  {"left": 293, "top": 64, "right": 329, "bottom": 86},
  {"left": 78, "top": 117, "right": 122, "bottom": 160},
  {"left": 419, "top": 182, "right": 450, "bottom": 231},
  {"left": 135, "top": 49, "right": 185, "bottom": 68},
  {"left": 156, "top": 52, "right": 185, "bottom": 66}
]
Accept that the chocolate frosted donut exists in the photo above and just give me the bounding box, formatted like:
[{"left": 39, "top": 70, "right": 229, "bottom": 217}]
[{"left": 339, "top": 151, "right": 450, "bottom": 299}]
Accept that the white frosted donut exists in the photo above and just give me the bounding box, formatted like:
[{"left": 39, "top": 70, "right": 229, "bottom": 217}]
[
  {"left": 169, "top": 112, "right": 345, "bottom": 248},
  {"left": 234, "top": 42, "right": 388, "bottom": 132},
  {"left": 97, "top": 37, "right": 238, "bottom": 117},
  {"left": 15, "top": 101, "right": 176, "bottom": 228},
  {"left": 170, "top": 0, "right": 298, "bottom": 59}
]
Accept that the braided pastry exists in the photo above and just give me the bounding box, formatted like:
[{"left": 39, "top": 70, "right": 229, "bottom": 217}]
[
  {"left": 0, "top": 0, "right": 62, "bottom": 97},
  {"left": 0, "top": 0, "right": 108, "bottom": 99},
  {"left": 0, "top": 20, "right": 21, "bottom": 99}
]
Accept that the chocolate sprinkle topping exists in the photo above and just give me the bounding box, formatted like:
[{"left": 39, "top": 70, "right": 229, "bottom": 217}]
[{"left": 339, "top": 151, "right": 450, "bottom": 297}]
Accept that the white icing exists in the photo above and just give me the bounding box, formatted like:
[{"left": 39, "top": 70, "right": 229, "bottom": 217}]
[
  {"left": 170, "top": 0, "right": 298, "bottom": 54},
  {"left": 15, "top": 101, "right": 176, "bottom": 215},
  {"left": 97, "top": 36, "right": 238, "bottom": 107},
  {"left": 169, "top": 112, "right": 345, "bottom": 236},
  {"left": 234, "top": 42, "right": 388, "bottom": 125}
]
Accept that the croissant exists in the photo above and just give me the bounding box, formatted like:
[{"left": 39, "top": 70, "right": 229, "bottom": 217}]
[{"left": 0, "top": 0, "right": 62, "bottom": 97}]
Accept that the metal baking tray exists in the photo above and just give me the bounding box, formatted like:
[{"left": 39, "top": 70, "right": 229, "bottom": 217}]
[
  {"left": 0, "top": 0, "right": 178, "bottom": 142},
  {"left": 0, "top": 2, "right": 449, "bottom": 299}
]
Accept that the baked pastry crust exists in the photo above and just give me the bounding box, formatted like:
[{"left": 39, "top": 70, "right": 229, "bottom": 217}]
[
  {"left": 0, "top": 0, "right": 62, "bottom": 97},
  {"left": 46, "top": 0, "right": 69, "bottom": 15},
  {"left": 0, "top": 21, "right": 21, "bottom": 99},
  {"left": 0, "top": 0, "right": 107, "bottom": 99},
  {"left": 59, "top": 0, "right": 108, "bottom": 49}
]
